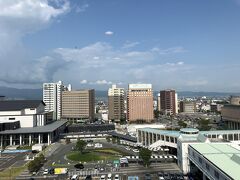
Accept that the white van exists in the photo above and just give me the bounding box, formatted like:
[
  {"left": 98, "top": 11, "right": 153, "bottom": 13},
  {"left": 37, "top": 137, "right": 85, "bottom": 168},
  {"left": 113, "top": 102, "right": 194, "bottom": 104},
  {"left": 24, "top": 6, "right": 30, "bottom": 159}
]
[{"left": 71, "top": 174, "right": 79, "bottom": 180}]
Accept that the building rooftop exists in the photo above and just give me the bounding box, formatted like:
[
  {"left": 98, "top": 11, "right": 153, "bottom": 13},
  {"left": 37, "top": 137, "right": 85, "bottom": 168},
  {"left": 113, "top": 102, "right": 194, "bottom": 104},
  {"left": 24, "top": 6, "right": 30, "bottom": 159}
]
[
  {"left": 0, "top": 100, "right": 45, "bottom": 111},
  {"left": 139, "top": 128, "right": 240, "bottom": 141},
  {"left": 0, "top": 120, "right": 67, "bottom": 134},
  {"left": 180, "top": 128, "right": 199, "bottom": 133},
  {"left": 190, "top": 143, "right": 240, "bottom": 180},
  {"left": 139, "top": 128, "right": 180, "bottom": 137}
]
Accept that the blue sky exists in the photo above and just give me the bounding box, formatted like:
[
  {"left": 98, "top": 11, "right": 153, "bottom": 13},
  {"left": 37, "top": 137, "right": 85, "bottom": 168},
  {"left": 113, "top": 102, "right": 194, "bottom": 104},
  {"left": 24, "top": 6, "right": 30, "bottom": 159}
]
[{"left": 1, "top": 0, "right": 240, "bottom": 92}]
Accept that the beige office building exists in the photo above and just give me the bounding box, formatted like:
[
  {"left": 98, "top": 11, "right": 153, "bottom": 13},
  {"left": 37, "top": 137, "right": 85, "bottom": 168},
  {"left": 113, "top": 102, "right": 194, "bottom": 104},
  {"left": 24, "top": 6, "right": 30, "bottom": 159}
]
[
  {"left": 230, "top": 96, "right": 240, "bottom": 105},
  {"left": 127, "top": 84, "right": 154, "bottom": 123},
  {"left": 62, "top": 90, "right": 95, "bottom": 121},
  {"left": 179, "top": 101, "right": 196, "bottom": 114},
  {"left": 108, "top": 85, "right": 125, "bottom": 121},
  {"left": 221, "top": 105, "right": 240, "bottom": 130}
]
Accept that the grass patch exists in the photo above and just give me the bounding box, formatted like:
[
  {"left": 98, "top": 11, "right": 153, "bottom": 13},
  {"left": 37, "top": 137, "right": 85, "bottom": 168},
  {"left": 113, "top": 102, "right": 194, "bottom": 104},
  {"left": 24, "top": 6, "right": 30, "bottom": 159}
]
[
  {"left": 17, "top": 145, "right": 32, "bottom": 150},
  {"left": 67, "top": 151, "right": 119, "bottom": 162},
  {"left": 0, "top": 165, "right": 27, "bottom": 179}
]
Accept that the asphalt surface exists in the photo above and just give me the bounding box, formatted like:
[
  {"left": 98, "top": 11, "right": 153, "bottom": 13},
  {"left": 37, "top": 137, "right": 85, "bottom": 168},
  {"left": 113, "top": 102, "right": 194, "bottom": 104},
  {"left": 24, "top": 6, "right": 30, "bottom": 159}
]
[
  {"left": 0, "top": 152, "right": 27, "bottom": 171},
  {"left": 45, "top": 142, "right": 75, "bottom": 167},
  {"left": 18, "top": 141, "right": 182, "bottom": 180}
]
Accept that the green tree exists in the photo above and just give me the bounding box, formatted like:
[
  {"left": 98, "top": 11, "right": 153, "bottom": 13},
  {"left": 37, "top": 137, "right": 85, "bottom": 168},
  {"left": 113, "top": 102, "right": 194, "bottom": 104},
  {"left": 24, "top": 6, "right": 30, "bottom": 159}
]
[
  {"left": 120, "top": 117, "right": 127, "bottom": 125},
  {"left": 178, "top": 120, "right": 187, "bottom": 128},
  {"left": 28, "top": 154, "right": 45, "bottom": 172},
  {"left": 112, "top": 137, "right": 117, "bottom": 144},
  {"left": 198, "top": 118, "right": 211, "bottom": 131},
  {"left": 106, "top": 136, "right": 111, "bottom": 143},
  {"left": 75, "top": 139, "right": 87, "bottom": 154},
  {"left": 154, "top": 110, "right": 160, "bottom": 119},
  {"left": 139, "top": 148, "right": 152, "bottom": 167}
]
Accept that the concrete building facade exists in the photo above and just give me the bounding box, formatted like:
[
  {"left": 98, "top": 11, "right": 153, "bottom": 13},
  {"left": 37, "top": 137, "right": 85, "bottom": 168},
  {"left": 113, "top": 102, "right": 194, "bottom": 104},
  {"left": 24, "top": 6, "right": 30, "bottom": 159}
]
[
  {"left": 62, "top": 90, "right": 95, "bottom": 121},
  {"left": 137, "top": 127, "right": 240, "bottom": 176},
  {"left": 43, "top": 81, "right": 64, "bottom": 120},
  {"left": 221, "top": 104, "right": 240, "bottom": 130},
  {"left": 0, "top": 100, "right": 67, "bottom": 147},
  {"left": 230, "top": 96, "right": 240, "bottom": 105},
  {"left": 108, "top": 85, "right": 125, "bottom": 121},
  {"left": 127, "top": 84, "right": 154, "bottom": 123},
  {"left": 157, "top": 93, "right": 161, "bottom": 112},
  {"left": 160, "top": 89, "right": 178, "bottom": 115},
  {"left": 179, "top": 101, "right": 196, "bottom": 114}
]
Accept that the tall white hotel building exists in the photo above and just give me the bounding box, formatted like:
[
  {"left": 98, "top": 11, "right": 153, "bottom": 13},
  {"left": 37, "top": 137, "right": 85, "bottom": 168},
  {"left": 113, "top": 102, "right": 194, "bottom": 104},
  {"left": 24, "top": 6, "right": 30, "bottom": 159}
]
[{"left": 43, "top": 81, "right": 70, "bottom": 120}]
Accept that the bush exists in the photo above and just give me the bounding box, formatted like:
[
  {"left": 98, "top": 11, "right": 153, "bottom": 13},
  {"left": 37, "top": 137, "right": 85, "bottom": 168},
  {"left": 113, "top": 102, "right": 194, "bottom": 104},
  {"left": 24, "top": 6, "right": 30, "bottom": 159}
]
[{"left": 28, "top": 154, "right": 45, "bottom": 172}]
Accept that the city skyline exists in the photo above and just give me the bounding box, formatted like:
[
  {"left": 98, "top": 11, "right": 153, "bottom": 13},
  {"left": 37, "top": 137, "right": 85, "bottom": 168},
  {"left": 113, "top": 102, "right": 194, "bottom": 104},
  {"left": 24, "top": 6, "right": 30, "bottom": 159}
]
[{"left": 1, "top": 0, "right": 240, "bottom": 92}]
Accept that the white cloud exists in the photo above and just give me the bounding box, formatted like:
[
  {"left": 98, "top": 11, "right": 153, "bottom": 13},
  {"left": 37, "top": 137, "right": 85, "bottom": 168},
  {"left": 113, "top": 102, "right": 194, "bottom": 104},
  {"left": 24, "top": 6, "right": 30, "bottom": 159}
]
[
  {"left": 151, "top": 46, "right": 187, "bottom": 54},
  {"left": 80, "top": 80, "right": 88, "bottom": 84},
  {"left": 0, "top": 0, "right": 70, "bottom": 85},
  {"left": 105, "top": 31, "right": 114, "bottom": 35},
  {"left": 177, "top": 61, "right": 184, "bottom": 65},
  {"left": 122, "top": 41, "right": 140, "bottom": 49},
  {"left": 49, "top": 42, "right": 193, "bottom": 89},
  {"left": 96, "top": 80, "right": 112, "bottom": 85},
  {"left": 93, "top": 56, "right": 100, "bottom": 60}
]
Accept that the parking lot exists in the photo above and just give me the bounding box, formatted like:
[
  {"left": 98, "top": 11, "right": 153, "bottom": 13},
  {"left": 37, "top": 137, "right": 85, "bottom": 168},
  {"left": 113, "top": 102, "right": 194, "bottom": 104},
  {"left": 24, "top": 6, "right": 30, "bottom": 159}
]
[{"left": 0, "top": 152, "right": 27, "bottom": 171}]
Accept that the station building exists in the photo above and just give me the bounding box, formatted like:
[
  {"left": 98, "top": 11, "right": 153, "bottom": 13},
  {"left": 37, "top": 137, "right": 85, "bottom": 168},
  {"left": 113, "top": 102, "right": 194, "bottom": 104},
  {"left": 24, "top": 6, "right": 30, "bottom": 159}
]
[{"left": 137, "top": 127, "right": 240, "bottom": 178}]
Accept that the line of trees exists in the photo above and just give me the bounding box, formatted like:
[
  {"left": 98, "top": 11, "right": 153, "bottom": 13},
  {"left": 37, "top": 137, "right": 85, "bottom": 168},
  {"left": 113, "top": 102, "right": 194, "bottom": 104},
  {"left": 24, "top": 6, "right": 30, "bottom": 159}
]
[{"left": 28, "top": 154, "right": 45, "bottom": 172}]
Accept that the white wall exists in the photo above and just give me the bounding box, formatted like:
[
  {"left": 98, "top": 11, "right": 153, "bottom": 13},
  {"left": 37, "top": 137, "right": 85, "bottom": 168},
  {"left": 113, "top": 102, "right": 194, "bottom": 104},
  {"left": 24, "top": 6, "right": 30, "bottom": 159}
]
[
  {"left": 24, "top": 108, "right": 37, "bottom": 115},
  {"left": 177, "top": 141, "right": 191, "bottom": 174},
  {"left": 0, "top": 111, "right": 21, "bottom": 116},
  {"left": 0, "top": 115, "right": 34, "bottom": 127}
]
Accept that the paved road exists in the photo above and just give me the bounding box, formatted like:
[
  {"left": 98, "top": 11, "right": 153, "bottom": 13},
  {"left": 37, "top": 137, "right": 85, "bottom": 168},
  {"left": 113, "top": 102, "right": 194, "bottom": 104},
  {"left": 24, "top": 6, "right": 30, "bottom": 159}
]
[{"left": 45, "top": 142, "right": 75, "bottom": 167}]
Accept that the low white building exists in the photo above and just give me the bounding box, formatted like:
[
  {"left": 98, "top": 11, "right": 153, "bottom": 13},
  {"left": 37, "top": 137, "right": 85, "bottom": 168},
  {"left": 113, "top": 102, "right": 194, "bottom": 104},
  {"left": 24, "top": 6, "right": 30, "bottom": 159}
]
[
  {"left": 0, "top": 100, "right": 50, "bottom": 127},
  {"left": 0, "top": 100, "right": 67, "bottom": 147}
]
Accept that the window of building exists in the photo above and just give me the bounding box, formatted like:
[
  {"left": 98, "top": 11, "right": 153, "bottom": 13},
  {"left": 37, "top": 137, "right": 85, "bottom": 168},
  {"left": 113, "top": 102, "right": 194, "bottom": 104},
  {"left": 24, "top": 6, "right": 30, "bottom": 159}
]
[
  {"left": 9, "top": 118, "right": 15, "bottom": 120},
  {"left": 198, "top": 157, "right": 202, "bottom": 164},
  {"left": 205, "top": 163, "right": 210, "bottom": 171},
  {"left": 214, "top": 171, "right": 219, "bottom": 179}
]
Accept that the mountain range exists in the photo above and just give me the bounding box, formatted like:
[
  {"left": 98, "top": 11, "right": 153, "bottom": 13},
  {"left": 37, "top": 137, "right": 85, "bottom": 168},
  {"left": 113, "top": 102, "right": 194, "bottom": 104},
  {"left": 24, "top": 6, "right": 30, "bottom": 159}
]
[{"left": 0, "top": 86, "right": 239, "bottom": 100}]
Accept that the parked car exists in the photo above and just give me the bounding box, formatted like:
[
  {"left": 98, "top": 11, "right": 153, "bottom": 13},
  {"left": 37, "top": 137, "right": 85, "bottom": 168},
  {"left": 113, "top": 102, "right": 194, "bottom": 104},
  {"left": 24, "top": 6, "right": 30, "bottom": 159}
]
[
  {"left": 132, "top": 149, "right": 139, "bottom": 153},
  {"left": 100, "top": 175, "right": 106, "bottom": 180},
  {"left": 107, "top": 173, "right": 112, "bottom": 180},
  {"left": 85, "top": 175, "right": 92, "bottom": 180},
  {"left": 114, "top": 174, "right": 120, "bottom": 180},
  {"left": 71, "top": 174, "right": 79, "bottom": 180},
  {"left": 43, "top": 169, "right": 48, "bottom": 175},
  {"left": 144, "top": 173, "right": 151, "bottom": 180}
]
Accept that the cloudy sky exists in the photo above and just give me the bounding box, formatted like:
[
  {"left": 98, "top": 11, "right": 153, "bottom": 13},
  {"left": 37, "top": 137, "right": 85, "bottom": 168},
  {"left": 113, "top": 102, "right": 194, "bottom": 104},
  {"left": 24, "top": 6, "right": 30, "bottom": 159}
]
[{"left": 1, "top": 0, "right": 240, "bottom": 92}]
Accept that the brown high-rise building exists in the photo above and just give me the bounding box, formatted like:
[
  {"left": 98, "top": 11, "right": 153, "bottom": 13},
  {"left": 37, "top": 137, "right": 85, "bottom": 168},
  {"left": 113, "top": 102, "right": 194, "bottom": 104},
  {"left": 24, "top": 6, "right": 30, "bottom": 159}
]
[
  {"left": 127, "top": 84, "right": 154, "bottom": 123},
  {"left": 160, "top": 89, "right": 178, "bottom": 115},
  {"left": 62, "top": 89, "right": 95, "bottom": 121},
  {"left": 108, "top": 85, "right": 125, "bottom": 121}
]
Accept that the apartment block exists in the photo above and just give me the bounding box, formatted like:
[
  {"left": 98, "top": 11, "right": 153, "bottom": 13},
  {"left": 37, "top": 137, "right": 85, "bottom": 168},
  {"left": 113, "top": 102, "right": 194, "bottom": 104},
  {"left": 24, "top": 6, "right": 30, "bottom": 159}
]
[
  {"left": 160, "top": 89, "right": 178, "bottom": 115},
  {"left": 43, "top": 81, "right": 63, "bottom": 120},
  {"left": 108, "top": 85, "right": 125, "bottom": 121}
]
